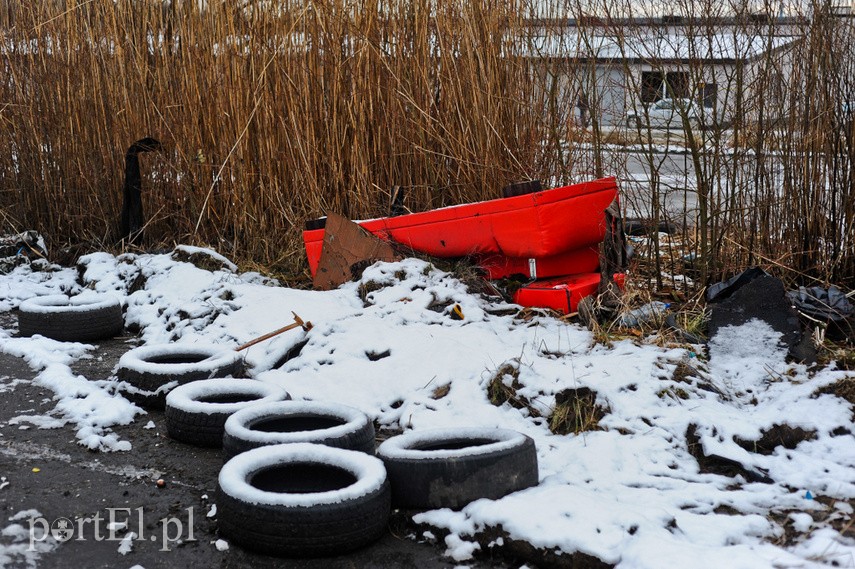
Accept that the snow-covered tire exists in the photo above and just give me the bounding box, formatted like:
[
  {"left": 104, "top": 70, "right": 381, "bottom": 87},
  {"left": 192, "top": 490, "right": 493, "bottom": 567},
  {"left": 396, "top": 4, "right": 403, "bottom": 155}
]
[
  {"left": 116, "top": 344, "right": 244, "bottom": 409},
  {"left": 217, "top": 443, "right": 391, "bottom": 556},
  {"left": 377, "top": 427, "right": 538, "bottom": 510},
  {"left": 18, "top": 294, "right": 123, "bottom": 342},
  {"left": 222, "top": 401, "right": 376, "bottom": 461},
  {"left": 165, "top": 379, "right": 291, "bottom": 447}
]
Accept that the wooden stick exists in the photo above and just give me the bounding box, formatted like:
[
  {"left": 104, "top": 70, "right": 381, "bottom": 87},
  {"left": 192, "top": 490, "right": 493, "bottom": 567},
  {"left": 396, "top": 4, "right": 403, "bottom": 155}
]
[{"left": 235, "top": 312, "right": 311, "bottom": 352}]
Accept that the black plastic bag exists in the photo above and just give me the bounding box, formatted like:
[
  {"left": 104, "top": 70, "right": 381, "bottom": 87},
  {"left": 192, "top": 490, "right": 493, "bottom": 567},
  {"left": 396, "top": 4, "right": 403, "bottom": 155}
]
[
  {"left": 706, "top": 267, "right": 769, "bottom": 303},
  {"left": 787, "top": 286, "right": 853, "bottom": 323}
]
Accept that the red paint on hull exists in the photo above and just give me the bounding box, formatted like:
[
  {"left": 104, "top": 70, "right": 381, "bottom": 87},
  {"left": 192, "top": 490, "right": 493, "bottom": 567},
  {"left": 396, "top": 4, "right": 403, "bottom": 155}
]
[{"left": 303, "top": 177, "right": 618, "bottom": 277}]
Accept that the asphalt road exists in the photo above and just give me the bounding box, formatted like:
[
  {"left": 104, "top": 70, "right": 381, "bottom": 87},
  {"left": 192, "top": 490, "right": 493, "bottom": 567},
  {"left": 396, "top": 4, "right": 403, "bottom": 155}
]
[{"left": 0, "top": 311, "right": 511, "bottom": 569}]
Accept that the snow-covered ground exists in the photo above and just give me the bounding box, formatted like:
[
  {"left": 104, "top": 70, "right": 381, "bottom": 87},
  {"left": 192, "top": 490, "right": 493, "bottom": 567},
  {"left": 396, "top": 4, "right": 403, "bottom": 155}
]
[{"left": 1, "top": 247, "right": 853, "bottom": 568}]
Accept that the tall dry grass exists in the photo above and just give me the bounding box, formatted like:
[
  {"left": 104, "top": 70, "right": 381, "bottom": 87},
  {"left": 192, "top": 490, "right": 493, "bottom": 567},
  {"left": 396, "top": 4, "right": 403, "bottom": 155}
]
[
  {"left": 0, "top": 0, "right": 577, "bottom": 275},
  {"left": 1, "top": 1, "right": 853, "bottom": 287}
]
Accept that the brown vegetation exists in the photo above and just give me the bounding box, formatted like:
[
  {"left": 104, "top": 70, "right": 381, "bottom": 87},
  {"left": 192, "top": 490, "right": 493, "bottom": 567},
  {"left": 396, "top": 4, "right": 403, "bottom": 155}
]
[
  {"left": 0, "top": 1, "right": 575, "bottom": 277},
  {"left": 1, "top": 2, "right": 853, "bottom": 289}
]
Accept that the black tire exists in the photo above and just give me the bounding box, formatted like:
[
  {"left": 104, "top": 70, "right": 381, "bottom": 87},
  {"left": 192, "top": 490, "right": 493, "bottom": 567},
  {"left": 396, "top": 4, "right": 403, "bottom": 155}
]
[
  {"left": 376, "top": 427, "right": 538, "bottom": 510},
  {"left": 18, "top": 294, "right": 123, "bottom": 342},
  {"left": 501, "top": 179, "right": 542, "bottom": 198},
  {"left": 164, "top": 379, "right": 291, "bottom": 447},
  {"left": 222, "top": 401, "right": 376, "bottom": 461},
  {"left": 217, "top": 443, "right": 391, "bottom": 557},
  {"left": 116, "top": 344, "right": 244, "bottom": 409}
]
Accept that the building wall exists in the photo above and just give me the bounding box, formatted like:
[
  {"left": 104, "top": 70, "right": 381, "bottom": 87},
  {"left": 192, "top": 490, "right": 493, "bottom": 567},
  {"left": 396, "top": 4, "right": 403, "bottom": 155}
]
[
  {"left": 583, "top": 63, "right": 737, "bottom": 127},
  {"left": 580, "top": 53, "right": 797, "bottom": 128},
  {"left": 538, "top": 21, "right": 803, "bottom": 128}
]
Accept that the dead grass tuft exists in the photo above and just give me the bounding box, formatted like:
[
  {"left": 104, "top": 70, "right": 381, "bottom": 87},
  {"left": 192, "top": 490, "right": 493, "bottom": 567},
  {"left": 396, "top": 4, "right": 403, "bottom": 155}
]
[
  {"left": 358, "top": 280, "right": 386, "bottom": 304},
  {"left": 431, "top": 384, "right": 451, "bottom": 400},
  {"left": 818, "top": 345, "right": 855, "bottom": 372},
  {"left": 486, "top": 360, "right": 541, "bottom": 417},
  {"left": 1, "top": 1, "right": 589, "bottom": 277},
  {"left": 549, "top": 387, "right": 607, "bottom": 435},
  {"left": 671, "top": 360, "right": 696, "bottom": 383},
  {"left": 734, "top": 424, "right": 817, "bottom": 455},
  {"left": 657, "top": 386, "right": 690, "bottom": 400},
  {"left": 815, "top": 377, "right": 855, "bottom": 407},
  {"left": 171, "top": 249, "right": 232, "bottom": 272}
]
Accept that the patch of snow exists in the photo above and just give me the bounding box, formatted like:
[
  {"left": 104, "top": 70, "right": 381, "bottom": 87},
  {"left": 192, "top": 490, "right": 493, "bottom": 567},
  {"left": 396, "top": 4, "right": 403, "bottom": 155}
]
[
  {"left": 789, "top": 512, "right": 813, "bottom": 533},
  {"left": 835, "top": 501, "right": 854, "bottom": 515},
  {"left": 0, "top": 263, "right": 79, "bottom": 312},
  {"left": 8, "top": 510, "right": 42, "bottom": 522},
  {"left": 206, "top": 505, "right": 217, "bottom": 518},
  {"left": 0, "top": 335, "right": 141, "bottom": 451},
  {"left": 444, "top": 533, "right": 480, "bottom": 561},
  {"left": 0, "top": 334, "right": 92, "bottom": 369},
  {"left": 0, "top": 378, "right": 26, "bottom": 394},
  {"left": 173, "top": 245, "right": 238, "bottom": 272},
  {"left": 0, "top": 510, "right": 58, "bottom": 568},
  {"left": 143, "top": 421, "right": 156, "bottom": 430},
  {"left": 214, "top": 539, "right": 229, "bottom": 551},
  {"left": 8, "top": 415, "right": 65, "bottom": 429},
  {"left": 787, "top": 528, "right": 855, "bottom": 568},
  {"left": 117, "top": 532, "right": 137, "bottom": 555}
]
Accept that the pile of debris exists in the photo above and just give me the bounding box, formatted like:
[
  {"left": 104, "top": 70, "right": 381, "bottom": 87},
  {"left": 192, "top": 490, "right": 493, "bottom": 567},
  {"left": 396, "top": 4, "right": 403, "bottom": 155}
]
[
  {"left": 0, "top": 231, "right": 47, "bottom": 273},
  {"left": 300, "top": 178, "right": 854, "bottom": 362}
]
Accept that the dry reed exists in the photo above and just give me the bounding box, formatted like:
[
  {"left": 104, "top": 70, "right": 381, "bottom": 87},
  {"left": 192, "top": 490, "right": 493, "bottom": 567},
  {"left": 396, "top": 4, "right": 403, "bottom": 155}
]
[
  {"left": 0, "top": 1, "right": 852, "bottom": 288},
  {"left": 0, "top": 1, "right": 576, "bottom": 276}
]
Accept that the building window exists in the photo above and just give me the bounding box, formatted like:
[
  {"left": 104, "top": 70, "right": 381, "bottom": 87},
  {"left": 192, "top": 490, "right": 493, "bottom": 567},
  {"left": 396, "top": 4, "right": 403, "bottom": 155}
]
[
  {"left": 665, "top": 72, "right": 689, "bottom": 99},
  {"left": 701, "top": 83, "right": 718, "bottom": 108},
  {"left": 641, "top": 71, "right": 664, "bottom": 103}
]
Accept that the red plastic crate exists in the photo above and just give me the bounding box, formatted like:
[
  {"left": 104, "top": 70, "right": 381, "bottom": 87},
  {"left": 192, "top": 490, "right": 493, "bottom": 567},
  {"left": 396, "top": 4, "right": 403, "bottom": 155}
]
[
  {"left": 513, "top": 273, "right": 602, "bottom": 314},
  {"left": 474, "top": 246, "right": 600, "bottom": 280}
]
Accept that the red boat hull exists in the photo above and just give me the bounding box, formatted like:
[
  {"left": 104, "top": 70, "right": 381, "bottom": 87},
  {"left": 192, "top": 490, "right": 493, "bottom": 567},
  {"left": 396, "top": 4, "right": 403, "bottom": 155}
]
[{"left": 303, "top": 177, "right": 618, "bottom": 277}]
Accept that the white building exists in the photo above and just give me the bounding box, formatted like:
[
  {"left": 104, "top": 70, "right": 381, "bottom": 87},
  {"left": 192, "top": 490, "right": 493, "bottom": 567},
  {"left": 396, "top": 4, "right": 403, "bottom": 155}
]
[{"left": 524, "top": 17, "right": 805, "bottom": 127}]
